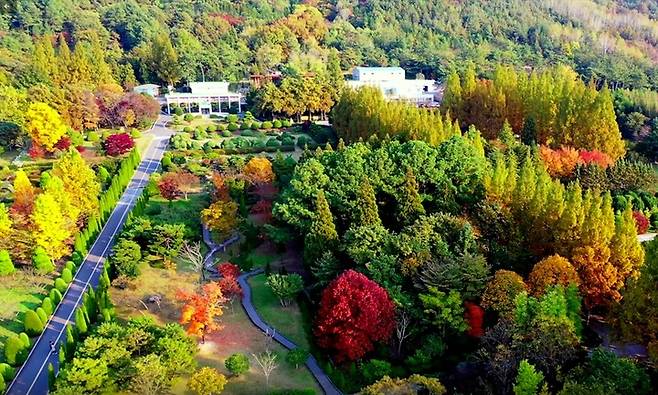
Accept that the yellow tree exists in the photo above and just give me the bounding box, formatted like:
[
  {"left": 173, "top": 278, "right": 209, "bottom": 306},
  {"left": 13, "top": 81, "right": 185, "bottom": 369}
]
[
  {"left": 43, "top": 175, "right": 80, "bottom": 234},
  {"left": 52, "top": 149, "right": 100, "bottom": 219},
  {"left": 243, "top": 157, "right": 275, "bottom": 185},
  {"left": 528, "top": 255, "right": 580, "bottom": 296},
  {"left": 0, "top": 203, "right": 12, "bottom": 239},
  {"left": 12, "top": 170, "right": 35, "bottom": 219},
  {"left": 201, "top": 200, "right": 239, "bottom": 236},
  {"left": 25, "top": 102, "right": 67, "bottom": 152},
  {"left": 610, "top": 205, "right": 645, "bottom": 289},
  {"left": 31, "top": 192, "right": 72, "bottom": 260}
]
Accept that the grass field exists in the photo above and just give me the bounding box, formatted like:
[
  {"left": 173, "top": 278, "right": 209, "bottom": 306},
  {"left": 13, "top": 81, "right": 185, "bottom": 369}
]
[
  {"left": 143, "top": 193, "right": 210, "bottom": 241},
  {"left": 248, "top": 273, "right": 312, "bottom": 350},
  {"left": 0, "top": 271, "right": 51, "bottom": 362}
]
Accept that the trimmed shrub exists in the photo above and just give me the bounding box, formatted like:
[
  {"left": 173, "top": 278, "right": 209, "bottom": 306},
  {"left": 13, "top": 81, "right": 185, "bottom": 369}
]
[
  {"left": 251, "top": 121, "right": 262, "bottom": 129},
  {"left": 282, "top": 119, "right": 292, "bottom": 127},
  {"left": 273, "top": 120, "right": 283, "bottom": 129},
  {"left": 55, "top": 278, "right": 68, "bottom": 293},
  {"left": 50, "top": 288, "right": 63, "bottom": 305},
  {"left": 286, "top": 349, "right": 309, "bottom": 369},
  {"left": 130, "top": 129, "right": 141, "bottom": 138},
  {"left": 36, "top": 307, "right": 48, "bottom": 325},
  {"left": 71, "top": 251, "right": 83, "bottom": 265},
  {"left": 0, "top": 363, "right": 15, "bottom": 381},
  {"left": 227, "top": 123, "right": 239, "bottom": 132},
  {"left": 86, "top": 131, "right": 100, "bottom": 142},
  {"left": 240, "top": 122, "right": 252, "bottom": 130},
  {"left": 0, "top": 249, "right": 14, "bottom": 276},
  {"left": 75, "top": 309, "right": 88, "bottom": 335},
  {"left": 266, "top": 138, "right": 281, "bottom": 147},
  {"left": 19, "top": 333, "right": 29, "bottom": 347},
  {"left": 206, "top": 125, "right": 217, "bottom": 132},
  {"left": 24, "top": 310, "right": 45, "bottom": 336},
  {"left": 217, "top": 124, "right": 227, "bottom": 131},
  {"left": 241, "top": 129, "right": 255, "bottom": 137},
  {"left": 262, "top": 121, "right": 273, "bottom": 129},
  {"left": 184, "top": 114, "right": 194, "bottom": 122},
  {"left": 227, "top": 114, "right": 239, "bottom": 123},
  {"left": 65, "top": 261, "right": 74, "bottom": 272},
  {"left": 41, "top": 297, "right": 54, "bottom": 316},
  {"left": 33, "top": 247, "right": 54, "bottom": 274},
  {"left": 282, "top": 136, "right": 296, "bottom": 146},
  {"left": 222, "top": 130, "right": 232, "bottom": 137},
  {"left": 183, "top": 126, "right": 193, "bottom": 133},
  {"left": 225, "top": 353, "right": 250, "bottom": 376},
  {"left": 174, "top": 107, "right": 184, "bottom": 116},
  {"left": 4, "top": 336, "right": 26, "bottom": 366},
  {"left": 61, "top": 268, "right": 73, "bottom": 284},
  {"left": 296, "top": 136, "right": 309, "bottom": 148}
]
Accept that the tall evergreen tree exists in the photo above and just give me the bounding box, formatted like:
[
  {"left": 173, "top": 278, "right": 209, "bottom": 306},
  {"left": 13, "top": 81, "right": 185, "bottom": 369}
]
[
  {"left": 304, "top": 191, "right": 338, "bottom": 265},
  {"left": 397, "top": 167, "right": 425, "bottom": 225},
  {"left": 355, "top": 179, "right": 380, "bottom": 226}
]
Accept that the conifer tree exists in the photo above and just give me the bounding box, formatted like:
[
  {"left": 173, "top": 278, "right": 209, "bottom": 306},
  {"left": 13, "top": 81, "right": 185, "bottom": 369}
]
[
  {"left": 397, "top": 167, "right": 425, "bottom": 225},
  {"left": 52, "top": 149, "right": 100, "bottom": 219},
  {"left": 442, "top": 70, "right": 462, "bottom": 116},
  {"left": 43, "top": 175, "right": 79, "bottom": 234},
  {"left": 0, "top": 203, "right": 12, "bottom": 238},
  {"left": 304, "top": 191, "right": 338, "bottom": 265},
  {"left": 610, "top": 204, "right": 645, "bottom": 286},
  {"left": 355, "top": 179, "right": 380, "bottom": 226},
  {"left": 0, "top": 249, "right": 14, "bottom": 276},
  {"left": 12, "top": 170, "right": 35, "bottom": 217}
]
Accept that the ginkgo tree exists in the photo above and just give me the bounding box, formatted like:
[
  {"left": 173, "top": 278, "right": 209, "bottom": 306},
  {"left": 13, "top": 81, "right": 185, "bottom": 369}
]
[{"left": 25, "top": 102, "right": 68, "bottom": 152}]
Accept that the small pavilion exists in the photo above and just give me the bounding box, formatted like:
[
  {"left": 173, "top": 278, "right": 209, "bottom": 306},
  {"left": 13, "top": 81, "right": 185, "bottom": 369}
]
[{"left": 164, "top": 82, "right": 244, "bottom": 115}]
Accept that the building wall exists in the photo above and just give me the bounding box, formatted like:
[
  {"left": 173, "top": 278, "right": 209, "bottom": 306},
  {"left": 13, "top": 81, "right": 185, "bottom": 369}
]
[{"left": 353, "top": 67, "right": 405, "bottom": 82}]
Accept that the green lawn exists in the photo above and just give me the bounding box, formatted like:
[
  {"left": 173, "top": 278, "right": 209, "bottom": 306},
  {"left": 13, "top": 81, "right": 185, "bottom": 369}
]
[
  {"left": 143, "top": 193, "right": 210, "bottom": 241},
  {"left": 0, "top": 271, "right": 52, "bottom": 362},
  {"left": 248, "top": 273, "right": 312, "bottom": 350}
]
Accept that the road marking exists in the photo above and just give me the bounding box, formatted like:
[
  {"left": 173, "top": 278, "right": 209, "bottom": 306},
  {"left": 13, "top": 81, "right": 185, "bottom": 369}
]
[{"left": 7, "top": 120, "right": 171, "bottom": 395}]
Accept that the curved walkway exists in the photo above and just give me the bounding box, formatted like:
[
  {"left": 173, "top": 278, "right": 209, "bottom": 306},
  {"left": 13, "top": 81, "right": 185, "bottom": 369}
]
[{"left": 238, "top": 269, "right": 342, "bottom": 395}]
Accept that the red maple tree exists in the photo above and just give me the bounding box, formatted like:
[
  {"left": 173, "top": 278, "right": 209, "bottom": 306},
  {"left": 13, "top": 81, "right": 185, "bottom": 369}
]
[
  {"left": 54, "top": 136, "right": 72, "bottom": 151},
  {"left": 104, "top": 133, "right": 135, "bottom": 156},
  {"left": 633, "top": 211, "right": 650, "bottom": 234},
  {"left": 314, "top": 270, "right": 395, "bottom": 363},
  {"left": 177, "top": 282, "right": 225, "bottom": 343},
  {"left": 158, "top": 173, "right": 182, "bottom": 202},
  {"left": 464, "top": 302, "right": 484, "bottom": 337},
  {"left": 218, "top": 262, "right": 241, "bottom": 279}
]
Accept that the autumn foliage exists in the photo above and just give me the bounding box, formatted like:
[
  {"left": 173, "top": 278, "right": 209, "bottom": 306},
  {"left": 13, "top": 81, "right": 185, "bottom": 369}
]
[
  {"left": 243, "top": 157, "right": 275, "bottom": 185},
  {"left": 177, "top": 282, "right": 225, "bottom": 342},
  {"left": 218, "top": 262, "right": 241, "bottom": 279},
  {"left": 540, "top": 145, "right": 613, "bottom": 178},
  {"left": 201, "top": 200, "right": 239, "bottom": 236},
  {"left": 104, "top": 133, "right": 135, "bottom": 156},
  {"left": 464, "top": 302, "right": 484, "bottom": 337},
  {"left": 528, "top": 255, "right": 581, "bottom": 296},
  {"left": 158, "top": 173, "right": 182, "bottom": 201},
  {"left": 314, "top": 270, "right": 395, "bottom": 362},
  {"left": 633, "top": 211, "right": 650, "bottom": 234}
]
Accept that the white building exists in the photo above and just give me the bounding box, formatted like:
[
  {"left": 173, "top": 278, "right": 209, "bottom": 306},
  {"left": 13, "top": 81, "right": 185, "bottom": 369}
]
[
  {"left": 347, "top": 67, "right": 440, "bottom": 104},
  {"left": 164, "top": 81, "right": 245, "bottom": 115},
  {"left": 133, "top": 84, "right": 160, "bottom": 97}
]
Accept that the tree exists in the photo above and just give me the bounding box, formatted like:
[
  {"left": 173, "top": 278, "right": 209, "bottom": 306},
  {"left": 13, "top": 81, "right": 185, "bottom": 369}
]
[
  {"left": 177, "top": 282, "right": 225, "bottom": 343},
  {"left": 397, "top": 167, "right": 425, "bottom": 225},
  {"left": 25, "top": 102, "right": 67, "bottom": 152},
  {"left": 528, "top": 255, "right": 580, "bottom": 296},
  {"left": 172, "top": 172, "right": 200, "bottom": 201},
  {"left": 354, "top": 178, "right": 381, "bottom": 226},
  {"left": 314, "top": 270, "right": 395, "bottom": 362},
  {"left": 179, "top": 241, "right": 205, "bottom": 284},
  {"left": 158, "top": 173, "right": 182, "bottom": 202},
  {"left": 243, "top": 157, "right": 275, "bottom": 185},
  {"left": 111, "top": 238, "right": 141, "bottom": 277},
  {"left": 52, "top": 149, "right": 100, "bottom": 219},
  {"left": 513, "top": 360, "right": 545, "bottom": 395},
  {"left": 32, "top": 246, "right": 55, "bottom": 274},
  {"left": 201, "top": 200, "right": 239, "bottom": 236},
  {"left": 24, "top": 309, "right": 45, "bottom": 336},
  {"left": 149, "top": 33, "right": 182, "bottom": 86},
  {"left": 285, "top": 348, "right": 309, "bottom": 369},
  {"left": 265, "top": 273, "right": 304, "bottom": 307},
  {"left": 481, "top": 270, "right": 527, "bottom": 317},
  {"left": 361, "top": 375, "right": 446, "bottom": 395},
  {"left": 187, "top": 367, "right": 227, "bottom": 395},
  {"left": 130, "top": 354, "right": 170, "bottom": 395},
  {"left": 252, "top": 350, "right": 278, "bottom": 386},
  {"left": 104, "top": 133, "right": 134, "bottom": 156},
  {"left": 12, "top": 170, "right": 35, "bottom": 218},
  {"left": 0, "top": 249, "right": 14, "bottom": 276},
  {"left": 224, "top": 353, "right": 249, "bottom": 377},
  {"left": 31, "top": 192, "right": 72, "bottom": 260},
  {"left": 419, "top": 288, "right": 468, "bottom": 336},
  {"left": 304, "top": 190, "right": 338, "bottom": 265}
]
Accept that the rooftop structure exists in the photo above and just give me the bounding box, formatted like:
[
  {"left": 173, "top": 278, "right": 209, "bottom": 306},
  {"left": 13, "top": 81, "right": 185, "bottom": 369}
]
[
  {"left": 133, "top": 84, "right": 160, "bottom": 97},
  {"left": 164, "top": 81, "right": 245, "bottom": 115},
  {"left": 347, "top": 67, "right": 440, "bottom": 104}
]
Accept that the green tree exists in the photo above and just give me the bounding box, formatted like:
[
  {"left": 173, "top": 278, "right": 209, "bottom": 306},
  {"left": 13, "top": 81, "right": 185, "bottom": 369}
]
[
  {"left": 285, "top": 348, "right": 309, "bottom": 369},
  {"left": 224, "top": 353, "right": 249, "bottom": 377},
  {"left": 397, "top": 167, "right": 425, "bottom": 225},
  {"left": 32, "top": 246, "right": 55, "bottom": 274},
  {"left": 513, "top": 360, "right": 545, "bottom": 395},
  {"left": 419, "top": 287, "right": 467, "bottom": 336},
  {"left": 265, "top": 273, "right": 304, "bottom": 307},
  {"left": 0, "top": 249, "right": 14, "bottom": 276},
  {"left": 187, "top": 367, "right": 226, "bottom": 395},
  {"left": 111, "top": 238, "right": 141, "bottom": 277},
  {"left": 304, "top": 190, "right": 338, "bottom": 265},
  {"left": 149, "top": 33, "right": 182, "bottom": 86},
  {"left": 355, "top": 178, "right": 381, "bottom": 226}
]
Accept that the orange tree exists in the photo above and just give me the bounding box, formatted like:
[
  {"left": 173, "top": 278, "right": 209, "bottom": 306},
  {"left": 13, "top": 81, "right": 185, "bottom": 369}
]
[{"left": 177, "top": 282, "right": 225, "bottom": 343}]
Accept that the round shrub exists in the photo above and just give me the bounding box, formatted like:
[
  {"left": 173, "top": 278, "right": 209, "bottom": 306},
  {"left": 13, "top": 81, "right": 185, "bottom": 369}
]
[
  {"left": 225, "top": 353, "right": 249, "bottom": 376},
  {"left": 241, "top": 129, "right": 255, "bottom": 137},
  {"left": 227, "top": 123, "right": 239, "bottom": 132},
  {"left": 206, "top": 125, "right": 217, "bottom": 132},
  {"left": 273, "top": 120, "right": 283, "bottom": 129},
  {"left": 55, "top": 278, "right": 68, "bottom": 293},
  {"left": 61, "top": 268, "right": 73, "bottom": 284},
  {"left": 183, "top": 126, "right": 193, "bottom": 133},
  {"left": 33, "top": 247, "right": 54, "bottom": 274},
  {"left": 217, "top": 124, "right": 227, "bottom": 131},
  {"left": 130, "top": 129, "right": 141, "bottom": 138},
  {"left": 19, "top": 333, "right": 29, "bottom": 347},
  {"left": 253, "top": 139, "right": 266, "bottom": 149},
  {"left": 41, "top": 297, "right": 54, "bottom": 316},
  {"left": 86, "top": 131, "right": 100, "bottom": 142},
  {"left": 36, "top": 307, "right": 48, "bottom": 325},
  {"left": 183, "top": 114, "right": 194, "bottom": 122},
  {"left": 221, "top": 130, "right": 232, "bottom": 137},
  {"left": 281, "top": 136, "right": 295, "bottom": 146},
  {"left": 261, "top": 121, "right": 273, "bottom": 129},
  {"left": 266, "top": 138, "right": 281, "bottom": 147},
  {"left": 251, "top": 121, "right": 262, "bottom": 129},
  {"left": 65, "top": 261, "right": 74, "bottom": 271},
  {"left": 24, "top": 310, "right": 45, "bottom": 336},
  {"left": 282, "top": 119, "right": 292, "bottom": 127},
  {"left": 296, "top": 136, "right": 309, "bottom": 148},
  {"left": 174, "top": 107, "right": 184, "bottom": 116},
  {"left": 285, "top": 349, "right": 309, "bottom": 369},
  {"left": 240, "top": 122, "right": 252, "bottom": 130}
]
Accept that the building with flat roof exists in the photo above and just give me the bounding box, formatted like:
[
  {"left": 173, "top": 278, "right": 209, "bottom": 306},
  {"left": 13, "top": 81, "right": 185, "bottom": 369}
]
[
  {"left": 347, "top": 67, "right": 440, "bottom": 104},
  {"left": 164, "top": 81, "right": 245, "bottom": 115},
  {"left": 133, "top": 84, "right": 160, "bottom": 97}
]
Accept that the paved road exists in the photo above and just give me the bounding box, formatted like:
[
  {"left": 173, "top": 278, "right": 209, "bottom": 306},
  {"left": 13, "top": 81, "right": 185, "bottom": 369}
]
[
  {"left": 6, "top": 117, "right": 174, "bottom": 395},
  {"left": 238, "top": 269, "right": 342, "bottom": 395}
]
